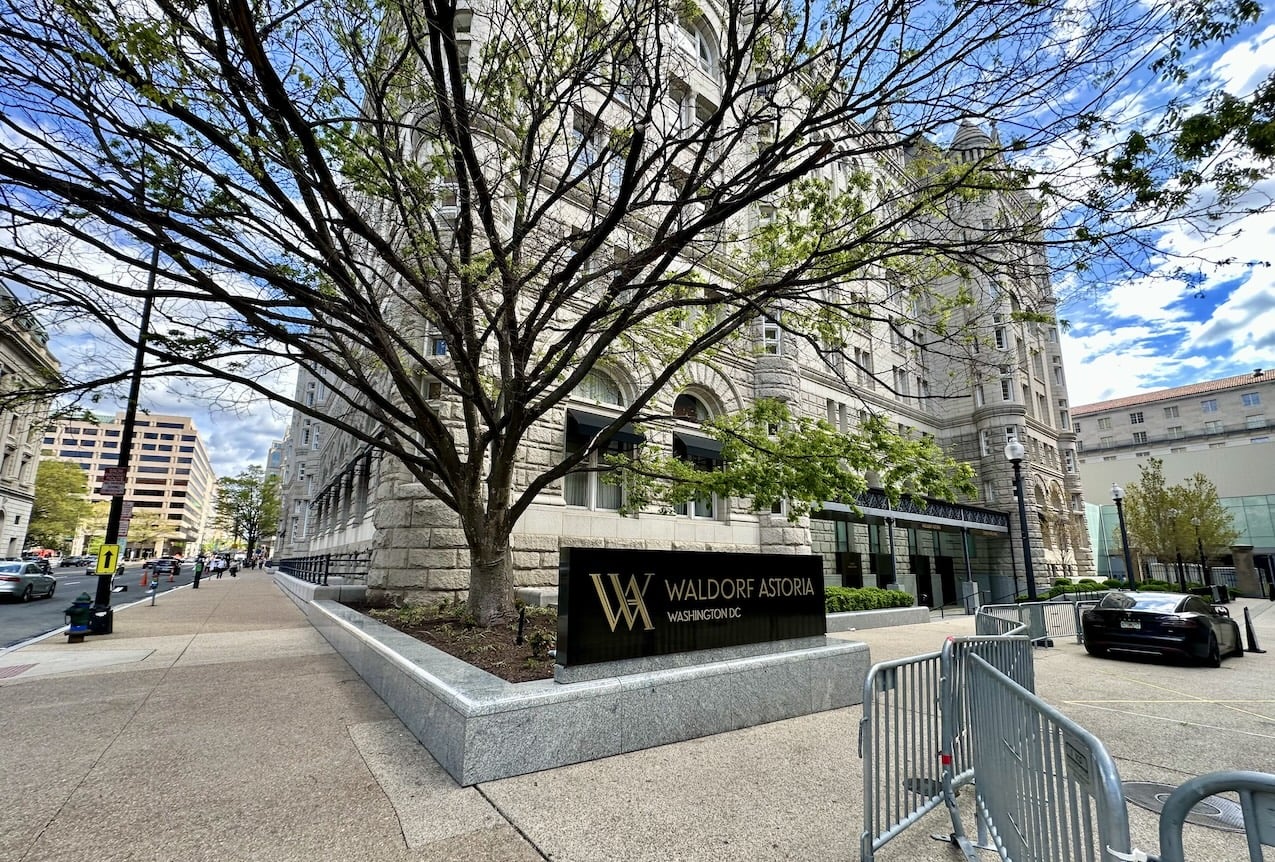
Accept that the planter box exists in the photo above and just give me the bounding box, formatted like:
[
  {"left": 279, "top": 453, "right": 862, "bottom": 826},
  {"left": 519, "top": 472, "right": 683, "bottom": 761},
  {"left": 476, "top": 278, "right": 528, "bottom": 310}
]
[{"left": 277, "top": 575, "right": 869, "bottom": 785}]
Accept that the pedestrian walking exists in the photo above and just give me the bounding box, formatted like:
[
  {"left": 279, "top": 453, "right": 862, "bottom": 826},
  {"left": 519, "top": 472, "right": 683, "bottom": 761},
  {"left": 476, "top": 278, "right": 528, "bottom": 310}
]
[{"left": 212, "top": 556, "right": 226, "bottom": 579}]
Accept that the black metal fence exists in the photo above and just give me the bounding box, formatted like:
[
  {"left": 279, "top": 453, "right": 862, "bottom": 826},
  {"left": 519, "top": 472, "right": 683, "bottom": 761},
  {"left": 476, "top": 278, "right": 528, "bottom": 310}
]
[{"left": 277, "top": 551, "right": 371, "bottom": 586}]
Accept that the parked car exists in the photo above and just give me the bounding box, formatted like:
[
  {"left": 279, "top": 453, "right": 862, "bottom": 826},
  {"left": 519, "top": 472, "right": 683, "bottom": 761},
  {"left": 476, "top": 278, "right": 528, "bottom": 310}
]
[
  {"left": 1081, "top": 591, "right": 1243, "bottom": 667},
  {"left": 0, "top": 560, "right": 57, "bottom": 602}
]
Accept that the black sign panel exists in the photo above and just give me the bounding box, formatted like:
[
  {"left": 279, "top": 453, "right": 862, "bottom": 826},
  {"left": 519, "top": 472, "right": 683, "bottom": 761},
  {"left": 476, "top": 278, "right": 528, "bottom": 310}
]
[{"left": 557, "top": 547, "right": 826, "bottom": 666}]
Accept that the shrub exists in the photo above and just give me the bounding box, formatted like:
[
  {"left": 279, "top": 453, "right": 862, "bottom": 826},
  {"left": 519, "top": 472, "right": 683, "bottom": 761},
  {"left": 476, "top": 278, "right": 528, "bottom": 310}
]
[
  {"left": 1102, "top": 579, "right": 1125, "bottom": 589},
  {"left": 825, "top": 586, "right": 915, "bottom": 613}
]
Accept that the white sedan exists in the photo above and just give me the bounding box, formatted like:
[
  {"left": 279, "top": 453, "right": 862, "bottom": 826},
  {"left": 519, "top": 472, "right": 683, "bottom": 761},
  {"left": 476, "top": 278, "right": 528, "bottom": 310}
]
[{"left": 0, "top": 560, "right": 57, "bottom": 602}]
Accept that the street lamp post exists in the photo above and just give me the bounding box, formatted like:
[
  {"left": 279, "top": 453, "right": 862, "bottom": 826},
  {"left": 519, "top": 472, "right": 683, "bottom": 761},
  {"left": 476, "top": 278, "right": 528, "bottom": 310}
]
[
  {"left": 1192, "top": 516, "right": 1210, "bottom": 587},
  {"left": 1111, "top": 483, "right": 1136, "bottom": 590},
  {"left": 1166, "top": 507, "right": 1186, "bottom": 591},
  {"left": 1004, "top": 439, "right": 1037, "bottom": 601}
]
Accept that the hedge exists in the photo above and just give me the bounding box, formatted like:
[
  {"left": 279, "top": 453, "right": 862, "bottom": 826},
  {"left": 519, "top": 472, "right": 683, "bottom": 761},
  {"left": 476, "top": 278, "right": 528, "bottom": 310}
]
[{"left": 825, "top": 586, "right": 915, "bottom": 613}]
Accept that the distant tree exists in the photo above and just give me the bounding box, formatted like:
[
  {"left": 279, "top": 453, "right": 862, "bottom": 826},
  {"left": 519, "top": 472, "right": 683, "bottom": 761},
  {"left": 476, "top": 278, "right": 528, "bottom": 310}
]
[
  {"left": 79, "top": 500, "right": 111, "bottom": 554},
  {"left": 1121, "top": 458, "right": 1238, "bottom": 562},
  {"left": 214, "top": 467, "right": 281, "bottom": 557},
  {"left": 28, "top": 460, "right": 92, "bottom": 551}
]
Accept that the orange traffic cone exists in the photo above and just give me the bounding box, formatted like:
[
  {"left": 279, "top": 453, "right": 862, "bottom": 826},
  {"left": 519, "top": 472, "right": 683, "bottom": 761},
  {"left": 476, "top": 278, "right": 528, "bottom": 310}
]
[{"left": 140, "top": 570, "right": 149, "bottom": 587}]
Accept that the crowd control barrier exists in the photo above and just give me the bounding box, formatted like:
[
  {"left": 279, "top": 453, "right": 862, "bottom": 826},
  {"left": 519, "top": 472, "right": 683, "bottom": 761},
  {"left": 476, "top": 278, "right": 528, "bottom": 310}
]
[
  {"left": 859, "top": 616, "right": 1034, "bottom": 861},
  {"left": 977, "top": 599, "right": 1101, "bottom": 644},
  {"left": 860, "top": 605, "right": 1275, "bottom": 861}
]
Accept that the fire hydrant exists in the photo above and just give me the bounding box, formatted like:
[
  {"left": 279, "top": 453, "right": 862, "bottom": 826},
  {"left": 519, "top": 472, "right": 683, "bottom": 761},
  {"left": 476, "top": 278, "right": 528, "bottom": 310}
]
[{"left": 65, "top": 592, "right": 94, "bottom": 643}]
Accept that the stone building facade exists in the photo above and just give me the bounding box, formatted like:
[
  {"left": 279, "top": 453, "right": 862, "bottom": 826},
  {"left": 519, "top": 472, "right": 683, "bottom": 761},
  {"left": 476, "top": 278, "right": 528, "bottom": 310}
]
[
  {"left": 276, "top": 3, "right": 1095, "bottom": 605},
  {"left": 0, "top": 286, "right": 58, "bottom": 557}
]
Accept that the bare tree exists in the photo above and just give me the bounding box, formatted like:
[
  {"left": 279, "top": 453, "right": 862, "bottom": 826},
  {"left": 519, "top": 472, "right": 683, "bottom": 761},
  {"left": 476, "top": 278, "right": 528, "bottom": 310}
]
[{"left": 0, "top": 0, "right": 1270, "bottom": 621}]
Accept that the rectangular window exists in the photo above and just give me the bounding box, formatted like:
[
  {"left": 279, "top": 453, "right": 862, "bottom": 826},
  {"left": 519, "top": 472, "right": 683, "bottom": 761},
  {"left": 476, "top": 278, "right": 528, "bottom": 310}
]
[
  {"left": 1164, "top": 405, "right": 1180, "bottom": 418},
  {"left": 994, "top": 327, "right": 1006, "bottom": 350},
  {"left": 974, "top": 384, "right": 985, "bottom": 407},
  {"left": 1209, "top": 442, "right": 1226, "bottom": 448},
  {"left": 1242, "top": 393, "right": 1261, "bottom": 407},
  {"left": 1097, "top": 417, "right": 1112, "bottom": 430},
  {"left": 1132, "top": 431, "right": 1147, "bottom": 444},
  {"left": 1100, "top": 436, "right": 1114, "bottom": 448},
  {"left": 1000, "top": 379, "right": 1012, "bottom": 401},
  {"left": 979, "top": 430, "right": 991, "bottom": 456},
  {"left": 1129, "top": 411, "right": 1144, "bottom": 424},
  {"left": 1135, "top": 450, "right": 1151, "bottom": 457},
  {"left": 1167, "top": 425, "right": 1184, "bottom": 439},
  {"left": 430, "top": 337, "right": 448, "bottom": 356},
  {"left": 1204, "top": 420, "right": 1222, "bottom": 433},
  {"left": 1005, "top": 426, "right": 1018, "bottom": 445},
  {"left": 1170, "top": 446, "right": 1187, "bottom": 453},
  {"left": 1246, "top": 415, "right": 1266, "bottom": 429},
  {"left": 1201, "top": 399, "right": 1218, "bottom": 412},
  {"left": 981, "top": 479, "right": 995, "bottom": 503},
  {"left": 762, "top": 318, "right": 781, "bottom": 355}
]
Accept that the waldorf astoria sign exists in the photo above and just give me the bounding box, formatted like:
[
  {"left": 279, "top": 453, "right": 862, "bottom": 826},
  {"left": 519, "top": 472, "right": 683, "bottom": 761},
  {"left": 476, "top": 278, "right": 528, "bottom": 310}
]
[{"left": 557, "top": 547, "right": 826, "bottom": 666}]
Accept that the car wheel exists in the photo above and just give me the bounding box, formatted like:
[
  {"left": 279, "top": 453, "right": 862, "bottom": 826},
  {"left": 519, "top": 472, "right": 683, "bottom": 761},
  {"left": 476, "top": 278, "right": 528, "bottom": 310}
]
[
  {"left": 21, "top": 585, "right": 32, "bottom": 602},
  {"left": 1084, "top": 642, "right": 1107, "bottom": 657},
  {"left": 1204, "top": 634, "right": 1222, "bottom": 668}
]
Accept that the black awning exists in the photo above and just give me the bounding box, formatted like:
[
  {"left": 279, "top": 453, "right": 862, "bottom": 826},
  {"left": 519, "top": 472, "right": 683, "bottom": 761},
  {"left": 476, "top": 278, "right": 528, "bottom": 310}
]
[
  {"left": 566, "top": 408, "right": 644, "bottom": 446},
  {"left": 673, "top": 431, "right": 723, "bottom": 461}
]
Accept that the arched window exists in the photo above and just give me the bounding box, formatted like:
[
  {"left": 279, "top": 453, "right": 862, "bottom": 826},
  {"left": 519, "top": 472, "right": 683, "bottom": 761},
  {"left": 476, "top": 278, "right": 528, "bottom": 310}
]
[
  {"left": 673, "top": 393, "right": 703, "bottom": 421},
  {"left": 671, "top": 392, "right": 722, "bottom": 519},
  {"left": 578, "top": 370, "right": 624, "bottom": 405},
  {"left": 680, "top": 20, "right": 719, "bottom": 77},
  {"left": 564, "top": 371, "right": 637, "bottom": 511}
]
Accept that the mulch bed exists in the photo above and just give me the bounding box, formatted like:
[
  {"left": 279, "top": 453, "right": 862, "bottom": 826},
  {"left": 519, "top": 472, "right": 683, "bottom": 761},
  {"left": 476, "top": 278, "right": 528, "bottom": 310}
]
[{"left": 359, "top": 602, "right": 557, "bottom": 683}]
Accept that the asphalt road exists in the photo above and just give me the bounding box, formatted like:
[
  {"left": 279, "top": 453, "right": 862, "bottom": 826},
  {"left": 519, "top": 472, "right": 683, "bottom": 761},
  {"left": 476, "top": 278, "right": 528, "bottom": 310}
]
[{"left": 0, "top": 562, "right": 211, "bottom": 648}]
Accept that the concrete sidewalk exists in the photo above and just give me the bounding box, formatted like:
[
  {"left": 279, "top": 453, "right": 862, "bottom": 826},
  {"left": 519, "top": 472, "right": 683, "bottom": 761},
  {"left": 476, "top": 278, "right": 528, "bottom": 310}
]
[{"left": 2, "top": 572, "right": 1269, "bottom": 861}]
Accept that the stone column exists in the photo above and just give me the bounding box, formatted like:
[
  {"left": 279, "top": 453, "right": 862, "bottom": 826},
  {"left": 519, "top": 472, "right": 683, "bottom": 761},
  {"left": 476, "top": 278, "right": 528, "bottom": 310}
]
[{"left": 1232, "top": 544, "right": 1261, "bottom": 597}]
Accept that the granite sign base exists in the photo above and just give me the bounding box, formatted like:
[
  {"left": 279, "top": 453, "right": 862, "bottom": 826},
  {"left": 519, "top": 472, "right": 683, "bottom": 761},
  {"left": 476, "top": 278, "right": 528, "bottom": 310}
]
[{"left": 287, "top": 591, "right": 869, "bottom": 786}]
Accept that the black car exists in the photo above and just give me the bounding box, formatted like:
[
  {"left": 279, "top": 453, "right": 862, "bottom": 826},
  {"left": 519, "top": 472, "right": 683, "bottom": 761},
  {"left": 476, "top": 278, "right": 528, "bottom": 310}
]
[
  {"left": 143, "top": 557, "right": 182, "bottom": 578},
  {"left": 1081, "top": 591, "right": 1243, "bottom": 667}
]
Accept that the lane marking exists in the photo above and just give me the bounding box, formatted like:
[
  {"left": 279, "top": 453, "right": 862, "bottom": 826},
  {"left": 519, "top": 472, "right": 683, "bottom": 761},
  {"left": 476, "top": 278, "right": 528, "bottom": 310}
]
[{"left": 1067, "top": 703, "right": 1275, "bottom": 740}]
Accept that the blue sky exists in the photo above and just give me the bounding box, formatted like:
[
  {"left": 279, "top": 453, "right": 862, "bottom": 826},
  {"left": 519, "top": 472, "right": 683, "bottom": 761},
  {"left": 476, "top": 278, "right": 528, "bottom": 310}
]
[
  {"left": 35, "top": 7, "right": 1275, "bottom": 475},
  {"left": 1059, "top": 17, "right": 1275, "bottom": 408}
]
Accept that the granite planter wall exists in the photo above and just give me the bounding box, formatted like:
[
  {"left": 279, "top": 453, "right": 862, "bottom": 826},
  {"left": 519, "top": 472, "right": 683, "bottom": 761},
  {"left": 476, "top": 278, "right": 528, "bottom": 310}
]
[{"left": 276, "top": 573, "right": 871, "bottom": 785}]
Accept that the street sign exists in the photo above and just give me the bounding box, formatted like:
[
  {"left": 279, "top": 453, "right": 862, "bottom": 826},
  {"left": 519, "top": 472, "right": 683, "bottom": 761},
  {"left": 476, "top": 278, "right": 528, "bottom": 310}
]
[
  {"left": 101, "top": 466, "right": 127, "bottom": 496},
  {"left": 96, "top": 544, "right": 120, "bottom": 575},
  {"left": 121, "top": 501, "right": 134, "bottom": 517}
]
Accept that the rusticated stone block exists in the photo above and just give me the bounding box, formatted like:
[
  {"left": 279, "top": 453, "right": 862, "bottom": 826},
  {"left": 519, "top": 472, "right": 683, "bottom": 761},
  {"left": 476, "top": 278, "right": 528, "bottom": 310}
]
[
  {"left": 384, "top": 568, "right": 428, "bottom": 589},
  {"left": 407, "top": 548, "right": 458, "bottom": 570},
  {"left": 428, "top": 568, "right": 473, "bottom": 592}
]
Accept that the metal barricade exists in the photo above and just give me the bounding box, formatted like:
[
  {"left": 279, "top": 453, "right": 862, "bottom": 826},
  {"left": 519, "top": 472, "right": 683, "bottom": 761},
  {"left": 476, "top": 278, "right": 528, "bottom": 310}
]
[
  {"left": 1155, "top": 771, "right": 1275, "bottom": 862},
  {"left": 967, "top": 652, "right": 1134, "bottom": 862},
  {"left": 859, "top": 651, "right": 945, "bottom": 861},
  {"left": 976, "top": 605, "right": 1024, "bottom": 637},
  {"left": 859, "top": 633, "right": 1036, "bottom": 861},
  {"left": 1074, "top": 600, "right": 1100, "bottom": 644},
  {"left": 980, "top": 600, "right": 1105, "bottom": 644},
  {"left": 938, "top": 635, "right": 1035, "bottom": 855}
]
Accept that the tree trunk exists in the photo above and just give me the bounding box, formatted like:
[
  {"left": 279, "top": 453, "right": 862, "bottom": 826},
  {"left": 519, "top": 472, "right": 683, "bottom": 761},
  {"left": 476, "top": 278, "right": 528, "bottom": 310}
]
[{"left": 467, "top": 535, "right": 515, "bottom": 626}]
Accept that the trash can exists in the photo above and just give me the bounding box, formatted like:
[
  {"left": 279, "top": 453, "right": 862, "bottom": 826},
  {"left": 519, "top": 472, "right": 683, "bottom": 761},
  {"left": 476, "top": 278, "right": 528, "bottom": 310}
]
[
  {"left": 88, "top": 606, "right": 113, "bottom": 635},
  {"left": 1209, "top": 584, "right": 1225, "bottom": 603}
]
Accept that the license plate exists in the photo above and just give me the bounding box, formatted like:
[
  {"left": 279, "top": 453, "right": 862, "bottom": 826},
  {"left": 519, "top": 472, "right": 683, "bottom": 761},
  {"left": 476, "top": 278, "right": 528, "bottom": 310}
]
[{"left": 1120, "top": 620, "right": 1141, "bottom": 630}]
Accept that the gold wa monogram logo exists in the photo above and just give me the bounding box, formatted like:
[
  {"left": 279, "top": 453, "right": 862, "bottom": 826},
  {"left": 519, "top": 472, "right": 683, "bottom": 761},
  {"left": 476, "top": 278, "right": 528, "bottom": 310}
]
[{"left": 589, "top": 573, "right": 655, "bottom": 633}]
